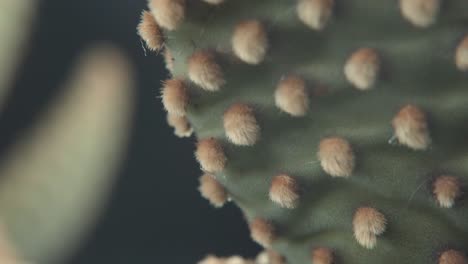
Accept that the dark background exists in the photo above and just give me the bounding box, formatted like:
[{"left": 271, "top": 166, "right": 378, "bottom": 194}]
[{"left": 0, "top": 0, "right": 259, "bottom": 263}]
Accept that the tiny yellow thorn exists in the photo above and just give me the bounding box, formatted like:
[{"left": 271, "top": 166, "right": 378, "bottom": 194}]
[
  {"left": 297, "top": 0, "right": 334, "bottom": 31},
  {"left": 455, "top": 35, "right": 468, "bottom": 71},
  {"left": 433, "top": 175, "right": 462, "bottom": 208},
  {"left": 195, "top": 138, "right": 227, "bottom": 173},
  {"left": 399, "top": 0, "right": 440, "bottom": 28},
  {"left": 256, "top": 250, "right": 286, "bottom": 264},
  {"left": 269, "top": 174, "right": 300, "bottom": 209},
  {"left": 311, "top": 247, "right": 334, "bottom": 264},
  {"left": 344, "top": 48, "right": 380, "bottom": 91},
  {"left": 392, "top": 104, "right": 431, "bottom": 150},
  {"left": 137, "top": 10, "right": 164, "bottom": 52},
  {"left": 318, "top": 137, "right": 355, "bottom": 177},
  {"left": 353, "top": 207, "right": 387, "bottom": 249},
  {"left": 275, "top": 75, "right": 309, "bottom": 117},
  {"left": 161, "top": 78, "right": 189, "bottom": 116},
  {"left": 166, "top": 113, "right": 193, "bottom": 138},
  {"left": 198, "top": 173, "right": 228, "bottom": 208},
  {"left": 223, "top": 103, "right": 260, "bottom": 146},
  {"left": 188, "top": 50, "right": 225, "bottom": 91},
  {"left": 439, "top": 249, "right": 468, "bottom": 264},
  {"left": 148, "top": 0, "right": 185, "bottom": 31},
  {"left": 249, "top": 218, "right": 276, "bottom": 248},
  {"left": 232, "top": 20, "right": 269, "bottom": 65}
]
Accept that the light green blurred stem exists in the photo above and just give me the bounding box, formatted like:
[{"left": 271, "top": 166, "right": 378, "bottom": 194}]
[
  {"left": 0, "top": 0, "right": 36, "bottom": 110},
  {"left": 0, "top": 45, "right": 135, "bottom": 263}
]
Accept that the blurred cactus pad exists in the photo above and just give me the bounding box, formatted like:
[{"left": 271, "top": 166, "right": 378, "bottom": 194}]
[
  {"left": 0, "top": 1, "right": 36, "bottom": 109},
  {"left": 0, "top": 1, "right": 136, "bottom": 263},
  {"left": 139, "top": 0, "right": 468, "bottom": 263}
]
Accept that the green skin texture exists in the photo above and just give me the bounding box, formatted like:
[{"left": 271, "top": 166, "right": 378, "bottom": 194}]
[{"left": 163, "top": 1, "right": 468, "bottom": 263}]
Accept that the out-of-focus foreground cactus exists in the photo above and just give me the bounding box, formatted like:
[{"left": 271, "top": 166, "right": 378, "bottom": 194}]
[
  {"left": 139, "top": 0, "right": 468, "bottom": 263},
  {"left": 0, "top": 1, "right": 35, "bottom": 110},
  {"left": 0, "top": 1, "right": 135, "bottom": 263}
]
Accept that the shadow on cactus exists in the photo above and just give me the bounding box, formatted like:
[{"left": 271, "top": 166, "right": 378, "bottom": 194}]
[{"left": 139, "top": 0, "right": 468, "bottom": 263}]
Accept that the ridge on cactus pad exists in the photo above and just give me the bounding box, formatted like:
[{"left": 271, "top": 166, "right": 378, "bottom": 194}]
[{"left": 139, "top": 0, "right": 468, "bottom": 263}]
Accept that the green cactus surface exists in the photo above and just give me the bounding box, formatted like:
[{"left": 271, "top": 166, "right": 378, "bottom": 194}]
[{"left": 140, "top": 0, "right": 468, "bottom": 263}]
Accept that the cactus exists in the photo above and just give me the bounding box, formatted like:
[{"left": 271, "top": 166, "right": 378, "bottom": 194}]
[
  {"left": 0, "top": 1, "right": 136, "bottom": 262},
  {"left": 0, "top": 46, "right": 135, "bottom": 263},
  {"left": 139, "top": 0, "right": 468, "bottom": 263},
  {"left": 0, "top": 1, "right": 36, "bottom": 111}
]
